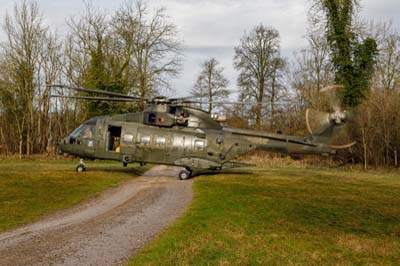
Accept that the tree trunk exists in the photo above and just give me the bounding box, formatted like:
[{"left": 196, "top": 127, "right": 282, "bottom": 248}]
[
  {"left": 362, "top": 127, "right": 368, "bottom": 170},
  {"left": 256, "top": 81, "right": 265, "bottom": 129},
  {"left": 270, "top": 74, "right": 276, "bottom": 130},
  {"left": 208, "top": 66, "right": 213, "bottom": 114},
  {"left": 255, "top": 98, "right": 262, "bottom": 129},
  {"left": 26, "top": 125, "right": 31, "bottom": 157},
  {"left": 0, "top": 126, "right": 8, "bottom": 156},
  {"left": 19, "top": 135, "right": 23, "bottom": 160}
]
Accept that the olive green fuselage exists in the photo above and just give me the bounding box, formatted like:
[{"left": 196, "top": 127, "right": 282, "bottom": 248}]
[{"left": 59, "top": 108, "right": 334, "bottom": 171}]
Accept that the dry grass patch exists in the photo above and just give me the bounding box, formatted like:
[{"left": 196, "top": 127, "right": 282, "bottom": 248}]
[{"left": 337, "top": 234, "right": 400, "bottom": 257}]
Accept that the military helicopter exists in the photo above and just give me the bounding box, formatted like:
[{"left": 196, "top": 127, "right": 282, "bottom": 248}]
[{"left": 52, "top": 85, "right": 355, "bottom": 180}]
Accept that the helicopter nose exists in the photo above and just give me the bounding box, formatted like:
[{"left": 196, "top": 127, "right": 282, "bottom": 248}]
[{"left": 57, "top": 137, "right": 68, "bottom": 155}]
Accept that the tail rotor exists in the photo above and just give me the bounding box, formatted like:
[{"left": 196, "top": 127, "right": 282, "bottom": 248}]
[{"left": 305, "top": 85, "right": 356, "bottom": 149}]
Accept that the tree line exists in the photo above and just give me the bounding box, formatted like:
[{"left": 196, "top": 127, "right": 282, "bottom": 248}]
[
  {"left": 0, "top": 0, "right": 182, "bottom": 157},
  {"left": 0, "top": 0, "right": 399, "bottom": 168},
  {"left": 191, "top": 0, "right": 400, "bottom": 168}
]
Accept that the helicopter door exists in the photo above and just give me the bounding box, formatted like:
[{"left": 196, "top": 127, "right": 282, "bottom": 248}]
[
  {"left": 93, "top": 124, "right": 123, "bottom": 160},
  {"left": 107, "top": 126, "right": 122, "bottom": 152}
]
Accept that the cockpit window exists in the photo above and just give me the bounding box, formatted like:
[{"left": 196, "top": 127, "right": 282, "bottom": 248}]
[
  {"left": 70, "top": 124, "right": 95, "bottom": 139},
  {"left": 84, "top": 118, "right": 97, "bottom": 126}
]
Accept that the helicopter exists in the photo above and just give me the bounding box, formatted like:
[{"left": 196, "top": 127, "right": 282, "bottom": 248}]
[{"left": 52, "top": 84, "right": 356, "bottom": 180}]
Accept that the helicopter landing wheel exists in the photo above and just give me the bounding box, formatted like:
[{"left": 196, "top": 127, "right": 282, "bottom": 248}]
[
  {"left": 178, "top": 169, "right": 192, "bottom": 180},
  {"left": 76, "top": 164, "right": 86, "bottom": 172}
]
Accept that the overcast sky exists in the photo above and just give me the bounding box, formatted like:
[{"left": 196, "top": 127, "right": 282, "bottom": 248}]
[{"left": 1, "top": 0, "right": 399, "bottom": 97}]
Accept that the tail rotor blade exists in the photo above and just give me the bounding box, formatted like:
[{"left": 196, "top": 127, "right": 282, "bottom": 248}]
[
  {"left": 306, "top": 84, "right": 356, "bottom": 150},
  {"left": 320, "top": 85, "right": 344, "bottom": 112},
  {"left": 330, "top": 123, "right": 357, "bottom": 149},
  {"left": 305, "top": 108, "right": 331, "bottom": 134}
]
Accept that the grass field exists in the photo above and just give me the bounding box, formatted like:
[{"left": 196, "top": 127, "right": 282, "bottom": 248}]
[
  {"left": 0, "top": 158, "right": 146, "bottom": 232},
  {"left": 130, "top": 167, "right": 400, "bottom": 266}
]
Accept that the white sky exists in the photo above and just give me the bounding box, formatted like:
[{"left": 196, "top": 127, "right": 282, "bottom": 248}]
[{"left": 0, "top": 0, "right": 399, "bottom": 97}]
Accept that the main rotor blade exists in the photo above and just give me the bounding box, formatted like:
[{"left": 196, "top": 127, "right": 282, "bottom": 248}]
[
  {"left": 189, "top": 101, "right": 289, "bottom": 106},
  {"left": 50, "top": 95, "right": 142, "bottom": 102},
  {"left": 169, "top": 96, "right": 196, "bottom": 102},
  {"left": 51, "top": 84, "right": 144, "bottom": 100}
]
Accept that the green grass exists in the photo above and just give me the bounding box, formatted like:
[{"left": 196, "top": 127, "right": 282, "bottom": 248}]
[
  {"left": 0, "top": 158, "right": 147, "bottom": 232},
  {"left": 130, "top": 168, "right": 400, "bottom": 266}
]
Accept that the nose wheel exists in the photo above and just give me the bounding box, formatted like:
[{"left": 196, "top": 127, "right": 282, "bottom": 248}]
[
  {"left": 178, "top": 168, "right": 192, "bottom": 180},
  {"left": 76, "top": 159, "right": 86, "bottom": 172}
]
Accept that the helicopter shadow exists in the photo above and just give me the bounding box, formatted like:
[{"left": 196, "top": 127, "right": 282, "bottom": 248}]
[
  {"left": 77, "top": 163, "right": 254, "bottom": 179},
  {"left": 83, "top": 165, "right": 148, "bottom": 177},
  {"left": 194, "top": 169, "right": 254, "bottom": 177}
]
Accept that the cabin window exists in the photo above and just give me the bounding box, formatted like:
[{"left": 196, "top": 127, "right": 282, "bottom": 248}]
[
  {"left": 148, "top": 113, "right": 157, "bottom": 124},
  {"left": 140, "top": 135, "right": 151, "bottom": 145},
  {"left": 194, "top": 139, "right": 205, "bottom": 150},
  {"left": 88, "top": 140, "right": 94, "bottom": 147},
  {"left": 123, "top": 134, "right": 134, "bottom": 143},
  {"left": 155, "top": 136, "right": 166, "bottom": 146}
]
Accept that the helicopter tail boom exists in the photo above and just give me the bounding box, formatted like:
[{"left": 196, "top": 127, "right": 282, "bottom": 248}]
[{"left": 223, "top": 127, "right": 334, "bottom": 156}]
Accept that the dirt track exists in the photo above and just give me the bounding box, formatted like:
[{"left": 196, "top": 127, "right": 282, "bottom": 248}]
[{"left": 0, "top": 165, "right": 193, "bottom": 266}]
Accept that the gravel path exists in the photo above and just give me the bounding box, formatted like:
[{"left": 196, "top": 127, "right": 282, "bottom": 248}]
[{"left": 0, "top": 165, "right": 193, "bottom": 266}]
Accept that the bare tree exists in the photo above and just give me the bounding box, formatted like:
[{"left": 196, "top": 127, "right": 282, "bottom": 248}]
[
  {"left": 0, "top": 0, "right": 46, "bottom": 157},
  {"left": 293, "top": 31, "right": 333, "bottom": 95},
  {"left": 38, "top": 31, "right": 63, "bottom": 153},
  {"left": 369, "top": 21, "right": 400, "bottom": 91},
  {"left": 57, "top": 35, "right": 87, "bottom": 138},
  {"left": 191, "top": 58, "right": 229, "bottom": 113},
  {"left": 268, "top": 57, "right": 286, "bottom": 129},
  {"left": 67, "top": 1, "right": 182, "bottom": 113},
  {"left": 68, "top": 3, "right": 113, "bottom": 117},
  {"left": 0, "top": 1, "right": 66, "bottom": 157},
  {"left": 113, "top": 0, "right": 182, "bottom": 106},
  {"left": 0, "top": 59, "right": 27, "bottom": 158},
  {"left": 291, "top": 30, "right": 335, "bottom": 117},
  {"left": 234, "top": 24, "right": 284, "bottom": 129}
]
